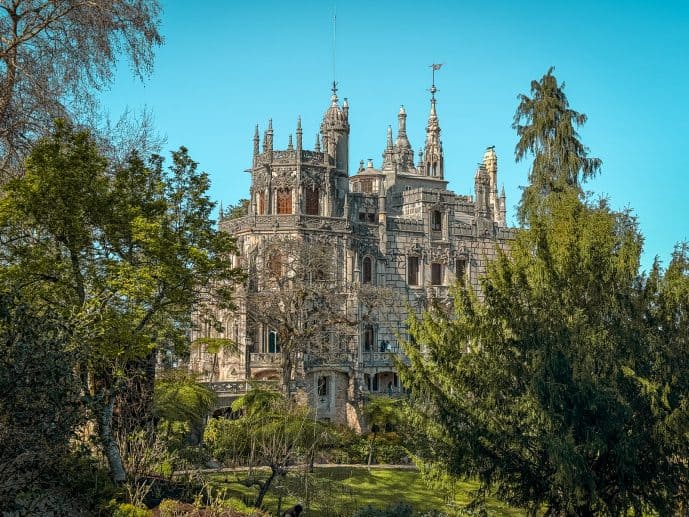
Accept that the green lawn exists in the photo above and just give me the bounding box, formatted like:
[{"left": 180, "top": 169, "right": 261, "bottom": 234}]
[{"left": 206, "top": 466, "right": 526, "bottom": 516}]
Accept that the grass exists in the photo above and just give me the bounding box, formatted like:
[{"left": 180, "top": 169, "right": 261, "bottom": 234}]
[{"left": 206, "top": 466, "right": 526, "bottom": 516}]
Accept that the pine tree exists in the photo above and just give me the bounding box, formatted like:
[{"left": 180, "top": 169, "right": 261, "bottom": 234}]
[{"left": 399, "top": 69, "right": 689, "bottom": 515}]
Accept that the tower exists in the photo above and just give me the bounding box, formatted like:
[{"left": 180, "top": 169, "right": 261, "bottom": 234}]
[
  {"left": 320, "top": 82, "right": 350, "bottom": 216},
  {"left": 395, "top": 105, "right": 414, "bottom": 172},
  {"left": 423, "top": 81, "right": 444, "bottom": 178}
]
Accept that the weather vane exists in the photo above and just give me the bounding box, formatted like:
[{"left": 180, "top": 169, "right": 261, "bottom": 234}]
[{"left": 429, "top": 63, "right": 443, "bottom": 97}]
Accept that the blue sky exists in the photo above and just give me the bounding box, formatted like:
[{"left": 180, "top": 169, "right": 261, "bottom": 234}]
[{"left": 101, "top": 0, "right": 689, "bottom": 271}]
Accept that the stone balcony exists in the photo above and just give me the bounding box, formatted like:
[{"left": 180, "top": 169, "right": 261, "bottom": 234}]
[
  {"left": 303, "top": 351, "right": 354, "bottom": 369},
  {"left": 250, "top": 352, "right": 282, "bottom": 368},
  {"left": 361, "top": 351, "right": 410, "bottom": 367}
]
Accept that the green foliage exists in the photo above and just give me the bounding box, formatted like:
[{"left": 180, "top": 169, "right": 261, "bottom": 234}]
[
  {"left": 0, "top": 293, "right": 102, "bottom": 514},
  {"left": 0, "top": 122, "right": 242, "bottom": 480},
  {"left": 224, "top": 198, "right": 250, "bottom": 220},
  {"left": 110, "top": 501, "right": 153, "bottom": 517},
  {"left": 513, "top": 67, "right": 602, "bottom": 224},
  {"left": 400, "top": 69, "right": 689, "bottom": 516},
  {"left": 204, "top": 418, "right": 252, "bottom": 466},
  {"left": 155, "top": 371, "right": 217, "bottom": 440}
]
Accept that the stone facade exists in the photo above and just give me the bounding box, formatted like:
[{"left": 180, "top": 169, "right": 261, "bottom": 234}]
[{"left": 189, "top": 82, "right": 514, "bottom": 428}]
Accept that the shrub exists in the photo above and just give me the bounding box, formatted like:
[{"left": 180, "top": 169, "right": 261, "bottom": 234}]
[{"left": 110, "top": 501, "right": 152, "bottom": 517}]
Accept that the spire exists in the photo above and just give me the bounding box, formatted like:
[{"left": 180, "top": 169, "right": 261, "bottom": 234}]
[
  {"left": 287, "top": 134, "right": 293, "bottom": 151},
  {"left": 296, "top": 116, "right": 302, "bottom": 152},
  {"left": 382, "top": 125, "right": 395, "bottom": 171},
  {"left": 395, "top": 105, "right": 414, "bottom": 172},
  {"left": 253, "top": 124, "right": 260, "bottom": 156},
  {"left": 314, "top": 133, "right": 321, "bottom": 152},
  {"left": 423, "top": 65, "right": 444, "bottom": 178},
  {"left": 265, "top": 118, "right": 273, "bottom": 151}
]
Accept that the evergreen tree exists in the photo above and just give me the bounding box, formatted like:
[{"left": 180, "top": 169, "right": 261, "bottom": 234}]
[{"left": 399, "top": 70, "right": 689, "bottom": 515}]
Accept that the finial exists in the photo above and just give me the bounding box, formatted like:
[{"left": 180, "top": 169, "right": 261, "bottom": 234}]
[
  {"left": 268, "top": 118, "right": 273, "bottom": 130},
  {"left": 399, "top": 105, "right": 406, "bottom": 115},
  {"left": 417, "top": 148, "right": 424, "bottom": 167},
  {"left": 315, "top": 133, "right": 321, "bottom": 152},
  {"left": 359, "top": 159, "right": 364, "bottom": 172},
  {"left": 386, "top": 125, "right": 393, "bottom": 149},
  {"left": 288, "top": 134, "right": 294, "bottom": 150},
  {"left": 331, "top": 80, "right": 338, "bottom": 104},
  {"left": 429, "top": 63, "right": 443, "bottom": 98},
  {"left": 367, "top": 158, "right": 373, "bottom": 168},
  {"left": 219, "top": 200, "right": 224, "bottom": 220},
  {"left": 343, "top": 98, "right": 349, "bottom": 109},
  {"left": 253, "top": 124, "right": 260, "bottom": 156},
  {"left": 297, "top": 116, "right": 302, "bottom": 131}
]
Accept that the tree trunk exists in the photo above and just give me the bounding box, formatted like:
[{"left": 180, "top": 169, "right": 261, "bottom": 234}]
[
  {"left": 253, "top": 467, "right": 278, "bottom": 509},
  {"left": 99, "top": 393, "right": 127, "bottom": 483},
  {"left": 367, "top": 433, "right": 376, "bottom": 467}
]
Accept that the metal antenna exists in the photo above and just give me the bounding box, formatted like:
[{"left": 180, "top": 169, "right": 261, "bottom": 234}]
[{"left": 332, "top": 7, "right": 337, "bottom": 92}]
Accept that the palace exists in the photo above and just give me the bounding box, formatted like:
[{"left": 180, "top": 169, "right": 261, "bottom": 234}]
[{"left": 189, "top": 81, "right": 513, "bottom": 428}]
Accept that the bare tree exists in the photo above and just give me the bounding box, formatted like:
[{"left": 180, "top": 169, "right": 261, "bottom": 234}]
[
  {"left": 245, "top": 235, "right": 394, "bottom": 392},
  {"left": 0, "top": 0, "right": 163, "bottom": 180}
]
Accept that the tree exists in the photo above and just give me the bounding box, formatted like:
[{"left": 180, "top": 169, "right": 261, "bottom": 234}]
[
  {"left": 246, "top": 235, "right": 391, "bottom": 391},
  {"left": 0, "top": 291, "right": 93, "bottom": 514},
  {"left": 513, "top": 67, "right": 601, "bottom": 224},
  {"left": 362, "top": 395, "right": 403, "bottom": 466},
  {"left": 0, "top": 0, "right": 163, "bottom": 180},
  {"left": 0, "top": 122, "right": 242, "bottom": 482},
  {"left": 399, "top": 70, "right": 689, "bottom": 515},
  {"left": 229, "top": 387, "right": 327, "bottom": 509}
]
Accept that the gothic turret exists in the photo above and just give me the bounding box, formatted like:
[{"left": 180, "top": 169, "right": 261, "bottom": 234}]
[
  {"left": 395, "top": 105, "right": 414, "bottom": 172},
  {"left": 320, "top": 81, "right": 350, "bottom": 177},
  {"left": 382, "top": 125, "right": 395, "bottom": 171},
  {"left": 483, "top": 146, "right": 498, "bottom": 218},
  {"left": 423, "top": 84, "right": 444, "bottom": 178},
  {"left": 474, "top": 163, "right": 490, "bottom": 219}
]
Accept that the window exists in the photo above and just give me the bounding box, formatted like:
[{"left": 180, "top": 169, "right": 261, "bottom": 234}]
[
  {"left": 408, "top": 256, "right": 419, "bottom": 286},
  {"left": 276, "top": 189, "right": 292, "bottom": 214},
  {"left": 368, "top": 213, "right": 376, "bottom": 223},
  {"left": 431, "top": 263, "right": 442, "bottom": 285},
  {"left": 363, "top": 325, "right": 374, "bottom": 351},
  {"left": 361, "top": 179, "right": 373, "bottom": 193},
  {"left": 456, "top": 258, "right": 467, "bottom": 286},
  {"left": 432, "top": 210, "right": 442, "bottom": 231},
  {"left": 362, "top": 257, "right": 372, "bottom": 284},
  {"left": 257, "top": 191, "right": 266, "bottom": 215},
  {"left": 268, "top": 330, "right": 280, "bottom": 353},
  {"left": 358, "top": 212, "right": 367, "bottom": 222},
  {"left": 305, "top": 187, "right": 319, "bottom": 215},
  {"left": 318, "top": 376, "right": 329, "bottom": 396}
]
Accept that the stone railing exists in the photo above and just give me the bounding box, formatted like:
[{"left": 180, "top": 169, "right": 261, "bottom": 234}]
[
  {"left": 303, "top": 351, "right": 354, "bottom": 368},
  {"left": 250, "top": 352, "right": 282, "bottom": 368},
  {"left": 223, "top": 214, "right": 348, "bottom": 234},
  {"left": 202, "top": 380, "right": 248, "bottom": 394},
  {"left": 361, "top": 351, "right": 410, "bottom": 367}
]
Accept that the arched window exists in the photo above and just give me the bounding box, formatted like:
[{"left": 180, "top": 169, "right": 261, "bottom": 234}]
[
  {"left": 456, "top": 258, "right": 467, "bottom": 286},
  {"left": 363, "top": 324, "right": 374, "bottom": 351},
  {"left": 362, "top": 256, "right": 372, "bottom": 284},
  {"left": 432, "top": 210, "right": 442, "bottom": 231},
  {"left": 257, "top": 191, "right": 266, "bottom": 215},
  {"left": 267, "top": 329, "right": 280, "bottom": 353},
  {"left": 277, "top": 189, "right": 292, "bottom": 214},
  {"left": 305, "top": 187, "right": 319, "bottom": 215},
  {"left": 431, "top": 263, "right": 442, "bottom": 285},
  {"left": 318, "top": 376, "right": 329, "bottom": 396}
]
